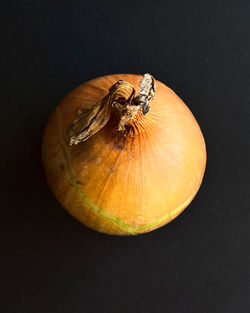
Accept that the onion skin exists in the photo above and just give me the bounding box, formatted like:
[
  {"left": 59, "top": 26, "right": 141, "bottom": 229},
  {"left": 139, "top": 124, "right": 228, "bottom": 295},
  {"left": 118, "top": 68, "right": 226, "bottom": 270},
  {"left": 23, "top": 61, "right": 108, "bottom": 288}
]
[{"left": 42, "top": 74, "right": 206, "bottom": 235}]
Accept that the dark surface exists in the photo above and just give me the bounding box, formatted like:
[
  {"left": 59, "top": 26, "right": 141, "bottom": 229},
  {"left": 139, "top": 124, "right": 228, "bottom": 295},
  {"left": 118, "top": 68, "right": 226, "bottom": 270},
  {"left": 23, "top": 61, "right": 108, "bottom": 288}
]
[{"left": 1, "top": 1, "right": 249, "bottom": 312}]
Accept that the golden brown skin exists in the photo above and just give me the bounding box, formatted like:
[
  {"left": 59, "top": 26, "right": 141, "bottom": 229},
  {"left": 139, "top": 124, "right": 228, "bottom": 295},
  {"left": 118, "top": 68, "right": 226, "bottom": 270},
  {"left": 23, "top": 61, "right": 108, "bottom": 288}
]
[{"left": 42, "top": 74, "right": 206, "bottom": 235}]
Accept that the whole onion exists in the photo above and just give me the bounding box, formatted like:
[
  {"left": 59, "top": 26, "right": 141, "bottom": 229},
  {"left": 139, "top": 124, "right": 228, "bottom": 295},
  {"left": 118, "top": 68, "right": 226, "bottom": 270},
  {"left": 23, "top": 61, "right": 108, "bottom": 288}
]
[{"left": 42, "top": 74, "right": 206, "bottom": 235}]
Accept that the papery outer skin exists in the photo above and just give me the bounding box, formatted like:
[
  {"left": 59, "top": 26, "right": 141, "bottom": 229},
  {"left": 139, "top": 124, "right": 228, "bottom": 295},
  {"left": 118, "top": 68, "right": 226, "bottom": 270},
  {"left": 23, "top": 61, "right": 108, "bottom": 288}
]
[{"left": 42, "top": 74, "right": 206, "bottom": 235}]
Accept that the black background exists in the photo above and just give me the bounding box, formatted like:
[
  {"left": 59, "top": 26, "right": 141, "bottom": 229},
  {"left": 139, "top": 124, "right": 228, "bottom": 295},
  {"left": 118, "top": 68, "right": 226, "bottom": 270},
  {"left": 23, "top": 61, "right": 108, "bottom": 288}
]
[{"left": 1, "top": 1, "right": 249, "bottom": 312}]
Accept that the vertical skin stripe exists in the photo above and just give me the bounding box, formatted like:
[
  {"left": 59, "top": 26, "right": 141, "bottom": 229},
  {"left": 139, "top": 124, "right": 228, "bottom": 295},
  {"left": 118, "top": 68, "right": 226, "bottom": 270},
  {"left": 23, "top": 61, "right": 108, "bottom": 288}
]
[
  {"left": 57, "top": 108, "right": 136, "bottom": 234},
  {"left": 57, "top": 108, "right": 192, "bottom": 234}
]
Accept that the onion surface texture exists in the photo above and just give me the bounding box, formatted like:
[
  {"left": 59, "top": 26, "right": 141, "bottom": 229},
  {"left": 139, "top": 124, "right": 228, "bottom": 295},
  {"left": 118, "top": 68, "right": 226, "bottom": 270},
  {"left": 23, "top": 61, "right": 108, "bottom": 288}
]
[{"left": 42, "top": 74, "right": 206, "bottom": 235}]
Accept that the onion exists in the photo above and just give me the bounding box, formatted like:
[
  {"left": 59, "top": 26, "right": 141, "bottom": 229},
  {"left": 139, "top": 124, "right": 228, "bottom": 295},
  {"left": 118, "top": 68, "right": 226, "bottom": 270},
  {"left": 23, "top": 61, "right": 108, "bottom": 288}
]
[{"left": 42, "top": 74, "right": 206, "bottom": 235}]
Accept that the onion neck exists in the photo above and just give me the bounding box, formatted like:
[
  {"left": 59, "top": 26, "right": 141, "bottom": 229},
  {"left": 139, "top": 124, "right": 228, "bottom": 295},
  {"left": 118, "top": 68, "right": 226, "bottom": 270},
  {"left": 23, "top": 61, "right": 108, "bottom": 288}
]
[{"left": 68, "top": 73, "right": 156, "bottom": 145}]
